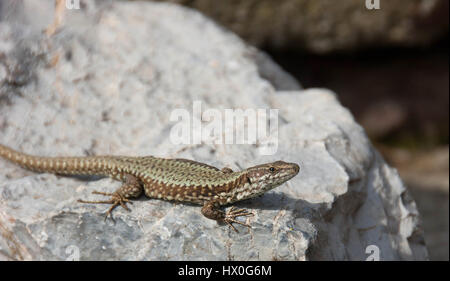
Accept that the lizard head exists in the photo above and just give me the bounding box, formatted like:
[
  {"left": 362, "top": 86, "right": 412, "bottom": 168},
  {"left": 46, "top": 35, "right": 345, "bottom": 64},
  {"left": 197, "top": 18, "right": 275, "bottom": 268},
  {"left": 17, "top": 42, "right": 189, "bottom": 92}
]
[{"left": 243, "top": 161, "right": 300, "bottom": 196}]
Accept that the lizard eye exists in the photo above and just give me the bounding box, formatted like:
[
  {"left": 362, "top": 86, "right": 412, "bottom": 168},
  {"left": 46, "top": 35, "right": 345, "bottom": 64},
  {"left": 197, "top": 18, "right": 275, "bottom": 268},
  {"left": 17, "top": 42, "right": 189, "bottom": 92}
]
[{"left": 269, "top": 167, "right": 275, "bottom": 172}]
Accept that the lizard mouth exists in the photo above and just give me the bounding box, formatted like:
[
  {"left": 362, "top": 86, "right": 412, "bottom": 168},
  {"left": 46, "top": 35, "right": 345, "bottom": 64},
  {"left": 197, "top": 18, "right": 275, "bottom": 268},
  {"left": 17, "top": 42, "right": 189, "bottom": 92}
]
[
  {"left": 273, "top": 163, "right": 300, "bottom": 181},
  {"left": 260, "top": 162, "right": 300, "bottom": 189}
]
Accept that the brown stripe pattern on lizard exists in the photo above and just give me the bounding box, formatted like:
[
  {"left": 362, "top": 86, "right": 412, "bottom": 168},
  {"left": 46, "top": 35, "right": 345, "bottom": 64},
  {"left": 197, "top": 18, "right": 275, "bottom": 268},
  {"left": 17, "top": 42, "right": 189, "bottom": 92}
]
[{"left": 0, "top": 144, "right": 299, "bottom": 232}]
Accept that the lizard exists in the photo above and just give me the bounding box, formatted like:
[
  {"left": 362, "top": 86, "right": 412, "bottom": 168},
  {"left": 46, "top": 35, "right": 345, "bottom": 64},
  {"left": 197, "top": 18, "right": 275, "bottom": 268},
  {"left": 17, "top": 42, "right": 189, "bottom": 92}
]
[{"left": 0, "top": 143, "right": 299, "bottom": 232}]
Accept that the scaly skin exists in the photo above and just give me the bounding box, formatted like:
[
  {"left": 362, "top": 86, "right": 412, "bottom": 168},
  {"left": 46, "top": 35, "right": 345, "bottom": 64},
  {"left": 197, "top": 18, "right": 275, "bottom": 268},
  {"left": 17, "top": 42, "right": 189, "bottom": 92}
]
[{"left": 0, "top": 144, "right": 299, "bottom": 232}]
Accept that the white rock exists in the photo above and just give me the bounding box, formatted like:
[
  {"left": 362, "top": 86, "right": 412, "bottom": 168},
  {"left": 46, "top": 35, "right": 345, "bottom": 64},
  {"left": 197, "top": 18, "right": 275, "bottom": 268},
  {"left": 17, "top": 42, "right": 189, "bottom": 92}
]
[{"left": 0, "top": 0, "right": 427, "bottom": 260}]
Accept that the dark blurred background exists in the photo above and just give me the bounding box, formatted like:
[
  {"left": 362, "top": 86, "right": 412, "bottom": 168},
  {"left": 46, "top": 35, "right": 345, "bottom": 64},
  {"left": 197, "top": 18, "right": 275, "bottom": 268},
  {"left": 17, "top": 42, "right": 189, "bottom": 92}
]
[{"left": 143, "top": 0, "right": 449, "bottom": 260}]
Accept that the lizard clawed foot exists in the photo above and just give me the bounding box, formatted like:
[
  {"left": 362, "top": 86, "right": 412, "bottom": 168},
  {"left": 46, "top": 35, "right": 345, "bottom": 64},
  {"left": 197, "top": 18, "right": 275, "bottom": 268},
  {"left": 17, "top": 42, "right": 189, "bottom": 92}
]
[
  {"left": 77, "top": 191, "right": 132, "bottom": 221},
  {"left": 223, "top": 206, "right": 254, "bottom": 233}
]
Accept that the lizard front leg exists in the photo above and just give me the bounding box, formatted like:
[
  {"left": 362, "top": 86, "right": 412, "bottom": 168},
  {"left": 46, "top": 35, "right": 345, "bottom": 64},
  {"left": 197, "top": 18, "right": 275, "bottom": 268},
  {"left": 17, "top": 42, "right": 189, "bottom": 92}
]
[
  {"left": 201, "top": 199, "right": 254, "bottom": 232},
  {"left": 78, "top": 174, "right": 143, "bottom": 220}
]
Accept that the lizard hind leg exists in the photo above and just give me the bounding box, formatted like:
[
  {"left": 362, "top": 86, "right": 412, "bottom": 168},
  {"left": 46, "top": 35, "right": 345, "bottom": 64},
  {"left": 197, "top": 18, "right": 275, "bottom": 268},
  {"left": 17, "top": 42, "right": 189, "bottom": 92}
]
[{"left": 77, "top": 174, "right": 143, "bottom": 221}]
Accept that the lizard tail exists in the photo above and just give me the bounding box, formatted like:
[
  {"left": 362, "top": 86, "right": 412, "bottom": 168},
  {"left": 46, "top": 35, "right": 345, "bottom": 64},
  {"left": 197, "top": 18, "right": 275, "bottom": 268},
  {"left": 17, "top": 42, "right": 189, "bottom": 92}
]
[{"left": 0, "top": 143, "right": 114, "bottom": 176}]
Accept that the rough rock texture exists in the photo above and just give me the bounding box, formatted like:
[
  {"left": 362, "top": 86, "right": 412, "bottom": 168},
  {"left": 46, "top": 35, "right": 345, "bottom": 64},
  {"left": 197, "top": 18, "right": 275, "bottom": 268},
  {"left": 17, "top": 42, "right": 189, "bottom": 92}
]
[
  {"left": 0, "top": 0, "right": 428, "bottom": 260},
  {"left": 151, "top": 0, "right": 449, "bottom": 53}
]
